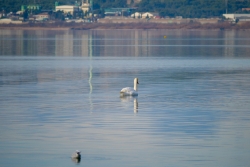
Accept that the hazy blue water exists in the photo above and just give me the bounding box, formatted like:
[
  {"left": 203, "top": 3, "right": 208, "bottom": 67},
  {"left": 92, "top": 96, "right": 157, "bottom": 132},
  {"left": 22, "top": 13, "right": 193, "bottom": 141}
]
[{"left": 0, "top": 30, "right": 250, "bottom": 167}]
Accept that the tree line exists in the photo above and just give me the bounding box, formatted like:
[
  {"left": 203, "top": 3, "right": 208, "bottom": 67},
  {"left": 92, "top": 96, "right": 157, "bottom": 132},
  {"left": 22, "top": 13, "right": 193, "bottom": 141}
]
[
  {"left": 1, "top": 0, "right": 250, "bottom": 18},
  {"left": 136, "top": 0, "right": 250, "bottom": 18}
]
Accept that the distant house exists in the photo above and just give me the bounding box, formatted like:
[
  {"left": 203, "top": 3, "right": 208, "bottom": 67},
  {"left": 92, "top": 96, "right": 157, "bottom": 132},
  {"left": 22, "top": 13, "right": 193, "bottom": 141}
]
[
  {"left": 175, "top": 16, "right": 183, "bottom": 19},
  {"left": 34, "top": 13, "right": 49, "bottom": 21},
  {"left": 242, "top": 8, "right": 250, "bottom": 11},
  {"left": 16, "top": 11, "right": 24, "bottom": 15},
  {"left": 0, "top": 18, "right": 23, "bottom": 24},
  {"left": 141, "top": 12, "right": 158, "bottom": 19},
  {"left": 223, "top": 14, "right": 250, "bottom": 22},
  {"left": 104, "top": 8, "right": 135, "bottom": 17},
  {"left": 104, "top": 8, "right": 121, "bottom": 16},
  {"left": 154, "top": 16, "right": 161, "bottom": 19},
  {"left": 56, "top": 5, "right": 80, "bottom": 14},
  {"left": 81, "top": 0, "right": 91, "bottom": 13},
  {"left": 131, "top": 12, "right": 141, "bottom": 18},
  {"left": 21, "top": 5, "right": 41, "bottom": 12},
  {"left": 55, "top": 1, "right": 91, "bottom": 14}
]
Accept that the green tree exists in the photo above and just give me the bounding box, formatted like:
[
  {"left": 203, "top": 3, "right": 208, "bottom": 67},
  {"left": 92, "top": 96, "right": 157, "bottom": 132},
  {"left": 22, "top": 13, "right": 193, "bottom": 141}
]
[
  {"left": 55, "top": 10, "right": 65, "bottom": 21},
  {"left": 136, "top": 0, "right": 250, "bottom": 18},
  {"left": 21, "top": 9, "right": 29, "bottom": 20}
]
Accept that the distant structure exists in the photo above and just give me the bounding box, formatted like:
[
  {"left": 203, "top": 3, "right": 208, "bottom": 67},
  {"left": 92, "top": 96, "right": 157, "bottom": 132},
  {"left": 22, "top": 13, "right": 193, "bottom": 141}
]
[
  {"left": 242, "top": 8, "right": 250, "bottom": 12},
  {"left": 56, "top": 5, "right": 80, "bottom": 14},
  {"left": 34, "top": 12, "right": 50, "bottom": 21},
  {"left": 223, "top": 14, "right": 250, "bottom": 22},
  {"left": 21, "top": 5, "right": 41, "bottom": 12},
  {"left": 131, "top": 12, "right": 141, "bottom": 18},
  {"left": 81, "top": 0, "right": 92, "bottom": 13},
  {"left": 55, "top": 1, "right": 59, "bottom": 10},
  {"left": 129, "top": 0, "right": 141, "bottom": 4},
  {"left": 55, "top": 0, "right": 92, "bottom": 15},
  {"left": 225, "top": 0, "right": 228, "bottom": 14},
  {"left": 104, "top": 8, "right": 135, "bottom": 17},
  {"left": 127, "top": 0, "right": 141, "bottom": 5},
  {"left": 141, "top": 12, "right": 159, "bottom": 19}
]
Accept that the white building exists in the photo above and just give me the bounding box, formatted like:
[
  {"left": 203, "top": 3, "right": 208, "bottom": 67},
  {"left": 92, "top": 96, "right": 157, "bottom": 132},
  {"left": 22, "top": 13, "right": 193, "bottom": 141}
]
[
  {"left": 81, "top": 0, "right": 91, "bottom": 13},
  {"left": 141, "top": 12, "right": 158, "bottom": 19},
  {"left": 131, "top": 12, "right": 141, "bottom": 18},
  {"left": 34, "top": 13, "right": 49, "bottom": 21},
  {"left": 223, "top": 14, "right": 250, "bottom": 21},
  {"left": 16, "top": 11, "right": 23, "bottom": 15},
  {"left": 0, "top": 19, "right": 23, "bottom": 24},
  {"left": 56, "top": 0, "right": 91, "bottom": 15},
  {"left": 56, "top": 5, "right": 80, "bottom": 14}
]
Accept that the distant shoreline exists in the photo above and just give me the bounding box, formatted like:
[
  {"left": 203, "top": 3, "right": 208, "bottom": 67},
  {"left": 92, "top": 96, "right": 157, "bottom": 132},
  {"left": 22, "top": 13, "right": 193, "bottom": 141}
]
[
  {"left": 0, "top": 22, "right": 250, "bottom": 30},
  {"left": 0, "top": 27, "right": 71, "bottom": 30}
]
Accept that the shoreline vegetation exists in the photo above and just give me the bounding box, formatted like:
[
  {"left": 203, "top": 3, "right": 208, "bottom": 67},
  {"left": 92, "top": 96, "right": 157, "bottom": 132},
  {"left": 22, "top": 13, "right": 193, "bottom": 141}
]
[{"left": 1, "top": 21, "right": 250, "bottom": 30}]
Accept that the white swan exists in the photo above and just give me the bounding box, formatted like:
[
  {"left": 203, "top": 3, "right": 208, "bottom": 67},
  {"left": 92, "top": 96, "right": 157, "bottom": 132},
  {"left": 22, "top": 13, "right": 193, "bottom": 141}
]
[{"left": 120, "top": 78, "right": 139, "bottom": 96}]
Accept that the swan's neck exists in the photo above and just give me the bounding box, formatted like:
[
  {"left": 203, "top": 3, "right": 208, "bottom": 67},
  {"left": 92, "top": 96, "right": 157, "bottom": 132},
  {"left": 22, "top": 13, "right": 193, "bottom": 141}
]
[{"left": 134, "top": 80, "right": 138, "bottom": 91}]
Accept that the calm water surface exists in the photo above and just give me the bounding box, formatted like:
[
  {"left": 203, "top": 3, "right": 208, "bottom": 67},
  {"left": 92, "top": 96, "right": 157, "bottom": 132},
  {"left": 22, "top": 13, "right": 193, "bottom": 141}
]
[{"left": 0, "top": 30, "right": 250, "bottom": 167}]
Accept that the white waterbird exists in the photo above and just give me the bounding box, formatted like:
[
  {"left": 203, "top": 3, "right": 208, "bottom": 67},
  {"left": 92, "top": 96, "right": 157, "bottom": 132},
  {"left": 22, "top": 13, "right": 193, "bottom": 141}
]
[{"left": 120, "top": 78, "right": 139, "bottom": 96}]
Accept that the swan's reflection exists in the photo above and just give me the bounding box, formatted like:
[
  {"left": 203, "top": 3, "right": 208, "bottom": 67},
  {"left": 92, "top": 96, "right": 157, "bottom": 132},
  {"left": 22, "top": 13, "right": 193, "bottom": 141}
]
[
  {"left": 71, "top": 157, "right": 81, "bottom": 164},
  {"left": 134, "top": 98, "right": 138, "bottom": 113},
  {"left": 120, "top": 96, "right": 138, "bottom": 113}
]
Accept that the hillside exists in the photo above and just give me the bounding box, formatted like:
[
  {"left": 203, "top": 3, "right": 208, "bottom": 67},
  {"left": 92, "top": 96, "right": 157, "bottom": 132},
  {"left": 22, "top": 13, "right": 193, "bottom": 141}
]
[{"left": 1, "top": 0, "right": 250, "bottom": 18}]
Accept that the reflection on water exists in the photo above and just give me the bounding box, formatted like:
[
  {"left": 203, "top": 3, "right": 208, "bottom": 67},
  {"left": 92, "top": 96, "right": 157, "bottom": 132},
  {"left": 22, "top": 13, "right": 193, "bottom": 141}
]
[
  {"left": 1, "top": 30, "right": 250, "bottom": 57},
  {"left": 0, "top": 30, "right": 250, "bottom": 167},
  {"left": 134, "top": 98, "right": 138, "bottom": 113},
  {"left": 120, "top": 96, "right": 138, "bottom": 113},
  {"left": 71, "top": 157, "right": 81, "bottom": 164},
  {"left": 89, "top": 34, "right": 93, "bottom": 113}
]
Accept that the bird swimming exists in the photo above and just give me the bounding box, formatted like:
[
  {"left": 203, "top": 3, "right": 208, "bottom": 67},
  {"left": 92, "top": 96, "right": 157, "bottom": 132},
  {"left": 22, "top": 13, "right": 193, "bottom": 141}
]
[
  {"left": 71, "top": 150, "right": 81, "bottom": 160},
  {"left": 120, "top": 78, "right": 139, "bottom": 96}
]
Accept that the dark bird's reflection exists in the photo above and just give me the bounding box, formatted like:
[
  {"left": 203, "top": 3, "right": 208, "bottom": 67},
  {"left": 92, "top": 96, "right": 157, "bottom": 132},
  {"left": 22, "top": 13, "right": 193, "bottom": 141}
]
[
  {"left": 71, "top": 157, "right": 81, "bottom": 164},
  {"left": 120, "top": 96, "right": 138, "bottom": 113}
]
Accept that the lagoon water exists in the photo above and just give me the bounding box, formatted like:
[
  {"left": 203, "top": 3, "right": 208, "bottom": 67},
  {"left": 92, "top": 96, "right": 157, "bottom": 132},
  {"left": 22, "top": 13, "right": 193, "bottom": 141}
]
[{"left": 0, "top": 29, "right": 250, "bottom": 167}]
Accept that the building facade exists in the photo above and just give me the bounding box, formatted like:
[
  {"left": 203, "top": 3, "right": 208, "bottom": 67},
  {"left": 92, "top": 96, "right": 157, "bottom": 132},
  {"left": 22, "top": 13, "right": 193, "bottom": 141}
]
[
  {"left": 55, "top": 0, "right": 91, "bottom": 15},
  {"left": 81, "top": 0, "right": 92, "bottom": 13},
  {"left": 21, "top": 5, "right": 41, "bottom": 11},
  {"left": 55, "top": 5, "right": 80, "bottom": 14},
  {"left": 223, "top": 14, "right": 250, "bottom": 21},
  {"left": 34, "top": 13, "right": 49, "bottom": 21}
]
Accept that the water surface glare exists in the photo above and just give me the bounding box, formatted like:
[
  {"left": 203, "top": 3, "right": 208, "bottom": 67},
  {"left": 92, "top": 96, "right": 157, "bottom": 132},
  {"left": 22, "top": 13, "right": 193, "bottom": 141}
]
[{"left": 0, "top": 30, "right": 250, "bottom": 167}]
